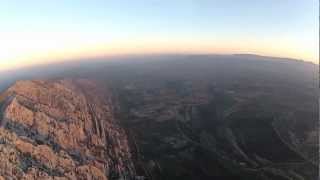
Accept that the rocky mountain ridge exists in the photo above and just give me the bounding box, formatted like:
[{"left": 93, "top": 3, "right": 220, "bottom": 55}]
[{"left": 0, "top": 79, "right": 135, "bottom": 180}]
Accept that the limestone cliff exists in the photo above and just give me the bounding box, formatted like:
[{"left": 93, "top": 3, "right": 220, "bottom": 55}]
[{"left": 0, "top": 79, "right": 135, "bottom": 180}]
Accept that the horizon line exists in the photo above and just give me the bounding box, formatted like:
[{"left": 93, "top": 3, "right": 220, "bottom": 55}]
[{"left": 1, "top": 52, "right": 317, "bottom": 74}]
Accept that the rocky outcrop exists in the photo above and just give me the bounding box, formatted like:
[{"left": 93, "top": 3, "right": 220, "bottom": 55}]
[{"left": 0, "top": 79, "right": 135, "bottom": 179}]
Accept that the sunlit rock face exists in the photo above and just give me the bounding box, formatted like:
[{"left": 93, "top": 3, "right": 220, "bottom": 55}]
[{"left": 0, "top": 79, "right": 135, "bottom": 180}]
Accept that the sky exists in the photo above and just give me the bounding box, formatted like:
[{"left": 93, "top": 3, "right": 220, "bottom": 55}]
[{"left": 0, "top": 0, "right": 318, "bottom": 71}]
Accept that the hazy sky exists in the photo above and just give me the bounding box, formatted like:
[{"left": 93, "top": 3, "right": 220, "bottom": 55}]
[{"left": 0, "top": 0, "right": 318, "bottom": 71}]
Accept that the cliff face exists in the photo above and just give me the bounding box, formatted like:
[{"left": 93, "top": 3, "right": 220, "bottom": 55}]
[{"left": 0, "top": 79, "right": 135, "bottom": 180}]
